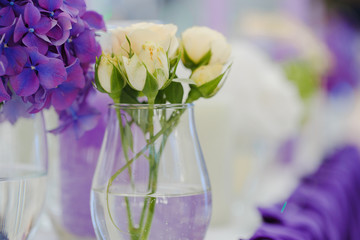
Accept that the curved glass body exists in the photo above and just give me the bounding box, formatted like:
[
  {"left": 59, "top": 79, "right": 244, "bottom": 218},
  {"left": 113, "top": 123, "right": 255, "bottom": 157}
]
[
  {"left": 91, "top": 104, "right": 212, "bottom": 240},
  {"left": 0, "top": 112, "right": 48, "bottom": 240}
]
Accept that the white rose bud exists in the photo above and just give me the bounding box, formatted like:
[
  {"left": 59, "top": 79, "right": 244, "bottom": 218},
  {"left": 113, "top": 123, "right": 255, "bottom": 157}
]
[
  {"left": 182, "top": 26, "right": 231, "bottom": 66},
  {"left": 122, "top": 54, "right": 147, "bottom": 91},
  {"left": 97, "top": 55, "right": 114, "bottom": 92},
  {"left": 191, "top": 64, "right": 223, "bottom": 86},
  {"left": 138, "top": 42, "right": 169, "bottom": 89}
]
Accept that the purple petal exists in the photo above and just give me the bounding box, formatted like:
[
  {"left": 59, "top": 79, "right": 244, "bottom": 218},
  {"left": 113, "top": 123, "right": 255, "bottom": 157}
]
[
  {"left": 0, "top": 55, "right": 8, "bottom": 76},
  {"left": 10, "top": 68, "right": 39, "bottom": 96},
  {"left": 62, "top": 0, "right": 86, "bottom": 17},
  {"left": 38, "top": 0, "right": 63, "bottom": 11},
  {"left": 66, "top": 59, "right": 85, "bottom": 88},
  {"left": 35, "top": 32, "right": 51, "bottom": 43},
  {"left": 51, "top": 84, "right": 79, "bottom": 110},
  {"left": 26, "top": 87, "right": 51, "bottom": 113},
  {"left": 1, "top": 95, "right": 32, "bottom": 124},
  {"left": 0, "top": 7, "right": 15, "bottom": 27},
  {"left": 70, "top": 17, "right": 85, "bottom": 36},
  {"left": 73, "top": 30, "right": 98, "bottom": 64},
  {"left": 48, "top": 16, "right": 71, "bottom": 46},
  {"left": 75, "top": 114, "right": 100, "bottom": 138},
  {"left": 4, "top": 46, "right": 28, "bottom": 75},
  {"left": 35, "top": 17, "right": 55, "bottom": 34},
  {"left": 22, "top": 33, "right": 48, "bottom": 54},
  {"left": 0, "top": 79, "right": 10, "bottom": 101},
  {"left": 14, "top": 15, "right": 28, "bottom": 43},
  {"left": 24, "top": 3, "right": 41, "bottom": 27},
  {"left": 29, "top": 50, "right": 48, "bottom": 65},
  {"left": 81, "top": 11, "right": 106, "bottom": 31},
  {"left": 37, "top": 58, "right": 67, "bottom": 89}
]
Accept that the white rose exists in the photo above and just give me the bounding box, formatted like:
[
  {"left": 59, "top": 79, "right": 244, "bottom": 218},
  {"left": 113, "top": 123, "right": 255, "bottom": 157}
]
[
  {"left": 97, "top": 54, "right": 115, "bottom": 92},
  {"left": 110, "top": 22, "right": 179, "bottom": 59},
  {"left": 181, "top": 26, "right": 231, "bottom": 66},
  {"left": 108, "top": 23, "right": 178, "bottom": 92},
  {"left": 191, "top": 64, "right": 223, "bottom": 86}
]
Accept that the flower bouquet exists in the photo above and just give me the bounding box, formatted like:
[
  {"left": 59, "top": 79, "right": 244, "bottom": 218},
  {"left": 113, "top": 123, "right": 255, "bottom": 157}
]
[{"left": 91, "top": 23, "right": 231, "bottom": 239}]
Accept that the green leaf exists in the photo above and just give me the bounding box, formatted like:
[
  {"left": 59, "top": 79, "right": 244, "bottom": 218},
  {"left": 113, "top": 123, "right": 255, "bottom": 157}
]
[
  {"left": 186, "top": 86, "right": 202, "bottom": 103},
  {"left": 120, "top": 85, "right": 140, "bottom": 104},
  {"left": 196, "top": 49, "right": 212, "bottom": 68},
  {"left": 142, "top": 72, "right": 159, "bottom": 104},
  {"left": 94, "top": 56, "right": 108, "bottom": 93},
  {"left": 155, "top": 90, "right": 167, "bottom": 104},
  {"left": 182, "top": 47, "right": 212, "bottom": 70},
  {"left": 164, "top": 82, "right": 184, "bottom": 104},
  {"left": 125, "top": 35, "right": 134, "bottom": 58},
  {"left": 182, "top": 47, "right": 197, "bottom": 70},
  {"left": 186, "top": 64, "right": 232, "bottom": 102},
  {"left": 173, "top": 78, "right": 196, "bottom": 85},
  {"left": 111, "top": 67, "right": 126, "bottom": 93},
  {"left": 161, "top": 51, "right": 182, "bottom": 90},
  {"left": 198, "top": 64, "right": 231, "bottom": 98}
]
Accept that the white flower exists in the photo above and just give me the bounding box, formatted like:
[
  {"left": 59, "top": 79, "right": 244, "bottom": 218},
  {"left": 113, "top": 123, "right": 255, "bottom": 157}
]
[
  {"left": 108, "top": 22, "right": 178, "bottom": 92},
  {"left": 191, "top": 64, "right": 223, "bottom": 86},
  {"left": 111, "top": 22, "right": 179, "bottom": 59},
  {"left": 181, "top": 26, "right": 231, "bottom": 66},
  {"left": 138, "top": 42, "right": 169, "bottom": 89},
  {"left": 122, "top": 54, "right": 147, "bottom": 91},
  {"left": 97, "top": 55, "right": 114, "bottom": 92}
]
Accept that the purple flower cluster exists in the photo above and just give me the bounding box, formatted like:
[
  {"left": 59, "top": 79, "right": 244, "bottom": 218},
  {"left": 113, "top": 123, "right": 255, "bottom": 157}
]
[
  {"left": 244, "top": 145, "right": 360, "bottom": 240},
  {"left": 0, "top": 0, "right": 105, "bottom": 114}
]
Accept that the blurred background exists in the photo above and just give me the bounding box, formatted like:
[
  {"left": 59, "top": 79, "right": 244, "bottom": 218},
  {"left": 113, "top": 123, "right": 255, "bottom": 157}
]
[{"left": 65, "top": 0, "right": 360, "bottom": 239}]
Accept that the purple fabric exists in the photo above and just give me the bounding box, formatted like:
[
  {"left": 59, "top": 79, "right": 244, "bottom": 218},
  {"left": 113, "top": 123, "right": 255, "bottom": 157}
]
[{"left": 244, "top": 146, "right": 360, "bottom": 240}]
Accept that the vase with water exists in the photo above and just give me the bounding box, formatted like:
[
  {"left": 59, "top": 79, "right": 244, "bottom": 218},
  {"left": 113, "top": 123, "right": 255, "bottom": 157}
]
[{"left": 91, "top": 103, "right": 212, "bottom": 240}]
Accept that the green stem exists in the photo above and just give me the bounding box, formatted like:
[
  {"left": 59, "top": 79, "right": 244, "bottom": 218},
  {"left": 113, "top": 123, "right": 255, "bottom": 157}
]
[{"left": 106, "top": 108, "right": 185, "bottom": 239}]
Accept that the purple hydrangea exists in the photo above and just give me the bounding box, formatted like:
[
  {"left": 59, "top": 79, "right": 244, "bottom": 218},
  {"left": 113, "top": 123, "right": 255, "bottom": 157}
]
[{"left": 0, "top": 0, "right": 106, "bottom": 135}]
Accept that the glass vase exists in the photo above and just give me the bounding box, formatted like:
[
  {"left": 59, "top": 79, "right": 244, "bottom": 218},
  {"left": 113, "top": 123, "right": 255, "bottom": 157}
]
[
  {"left": 91, "top": 103, "right": 212, "bottom": 240},
  {"left": 47, "top": 93, "right": 111, "bottom": 240},
  {"left": 0, "top": 109, "right": 48, "bottom": 240}
]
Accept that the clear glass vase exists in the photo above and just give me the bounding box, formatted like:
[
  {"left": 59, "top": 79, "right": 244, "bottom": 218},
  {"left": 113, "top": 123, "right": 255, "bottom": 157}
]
[
  {"left": 91, "top": 104, "right": 212, "bottom": 240},
  {"left": 0, "top": 110, "right": 48, "bottom": 240}
]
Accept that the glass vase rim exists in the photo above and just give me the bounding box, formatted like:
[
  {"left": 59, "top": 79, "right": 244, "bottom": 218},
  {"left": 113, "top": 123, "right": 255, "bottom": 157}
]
[{"left": 109, "top": 103, "right": 194, "bottom": 110}]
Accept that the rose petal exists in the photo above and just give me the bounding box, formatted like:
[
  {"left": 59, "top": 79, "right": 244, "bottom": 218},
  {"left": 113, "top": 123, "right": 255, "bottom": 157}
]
[
  {"left": 4, "top": 46, "right": 28, "bottom": 75},
  {"left": 38, "top": 0, "right": 63, "bottom": 11},
  {"left": 0, "top": 7, "right": 15, "bottom": 27},
  {"left": 37, "top": 58, "right": 67, "bottom": 88},
  {"left": 24, "top": 3, "right": 41, "bottom": 27},
  {"left": 14, "top": 15, "right": 28, "bottom": 43},
  {"left": 22, "top": 33, "right": 48, "bottom": 54},
  {"left": 82, "top": 11, "right": 106, "bottom": 31},
  {"left": 66, "top": 59, "right": 85, "bottom": 88},
  {"left": 10, "top": 68, "right": 39, "bottom": 96}
]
